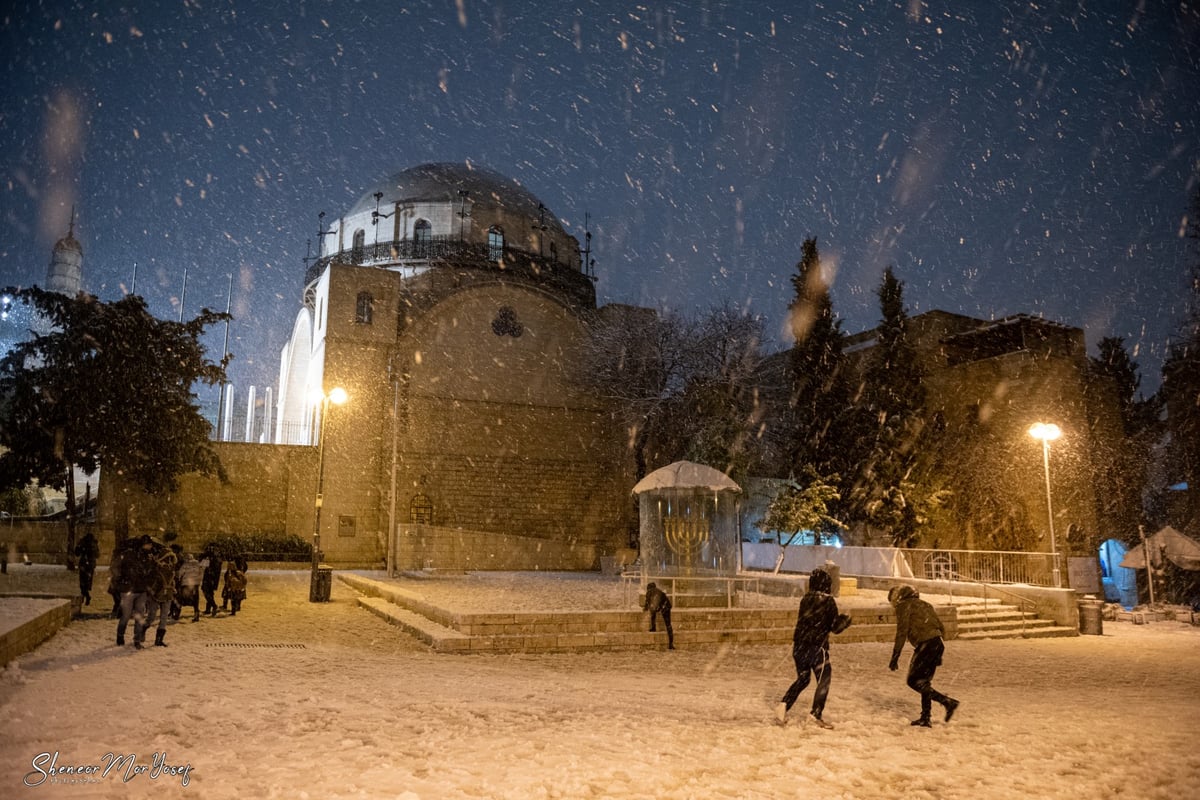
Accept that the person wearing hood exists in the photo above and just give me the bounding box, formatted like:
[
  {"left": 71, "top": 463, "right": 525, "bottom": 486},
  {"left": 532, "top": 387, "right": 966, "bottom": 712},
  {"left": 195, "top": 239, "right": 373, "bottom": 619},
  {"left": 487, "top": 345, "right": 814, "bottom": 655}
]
[
  {"left": 888, "top": 585, "right": 960, "bottom": 727},
  {"left": 775, "top": 566, "right": 852, "bottom": 728},
  {"left": 642, "top": 582, "right": 674, "bottom": 649}
]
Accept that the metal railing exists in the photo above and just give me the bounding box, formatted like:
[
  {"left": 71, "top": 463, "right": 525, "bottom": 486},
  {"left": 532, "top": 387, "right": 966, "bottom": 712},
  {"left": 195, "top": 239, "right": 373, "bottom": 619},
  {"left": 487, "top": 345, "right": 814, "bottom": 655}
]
[{"left": 898, "top": 547, "right": 1056, "bottom": 587}]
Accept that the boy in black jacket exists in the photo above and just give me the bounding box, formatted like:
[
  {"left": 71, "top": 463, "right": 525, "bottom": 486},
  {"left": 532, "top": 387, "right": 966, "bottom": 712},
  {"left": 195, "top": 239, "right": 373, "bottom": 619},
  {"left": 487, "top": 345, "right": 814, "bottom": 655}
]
[
  {"left": 888, "top": 584, "right": 960, "bottom": 727},
  {"left": 643, "top": 582, "right": 674, "bottom": 649},
  {"left": 775, "top": 567, "right": 851, "bottom": 728}
]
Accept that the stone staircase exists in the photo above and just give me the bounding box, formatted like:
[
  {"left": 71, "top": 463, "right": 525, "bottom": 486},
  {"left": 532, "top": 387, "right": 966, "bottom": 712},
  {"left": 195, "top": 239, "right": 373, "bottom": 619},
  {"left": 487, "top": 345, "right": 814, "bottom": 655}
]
[
  {"left": 340, "top": 574, "right": 1078, "bottom": 652},
  {"left": 953, "top": 601, "right": 1078, "bottom": 640},
  {"left": 343, "top": 573, "right": 906, "bottom": 653}
]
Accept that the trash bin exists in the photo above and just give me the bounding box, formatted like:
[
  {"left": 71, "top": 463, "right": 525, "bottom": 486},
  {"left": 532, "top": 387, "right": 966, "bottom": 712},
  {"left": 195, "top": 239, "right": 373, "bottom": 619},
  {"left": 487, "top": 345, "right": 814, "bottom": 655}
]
[
  {"left": 824, "top": 560, "right": 841, "bottom": 598},
  {"left": 1078, "top": 597, "right": 1104, "bottom": 635},
  {"left": 309, "top": 565, "right": 332, "bottom": 603}
]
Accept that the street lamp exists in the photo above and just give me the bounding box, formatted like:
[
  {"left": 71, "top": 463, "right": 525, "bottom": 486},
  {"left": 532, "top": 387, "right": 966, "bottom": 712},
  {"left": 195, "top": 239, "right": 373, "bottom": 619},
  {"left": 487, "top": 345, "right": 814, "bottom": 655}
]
[
  {"left": 1028, "top": 422, "right": 1062, "bottom": 588},
  {"left": 310, "top": 386, "right": 348, "bottom": 602}
]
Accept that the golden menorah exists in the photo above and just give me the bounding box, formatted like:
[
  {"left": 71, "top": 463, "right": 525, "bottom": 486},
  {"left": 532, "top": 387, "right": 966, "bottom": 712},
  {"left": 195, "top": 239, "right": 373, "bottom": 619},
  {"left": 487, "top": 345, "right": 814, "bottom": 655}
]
[{"left": 663, "top": 511, "right": 711, "bottom": 561}]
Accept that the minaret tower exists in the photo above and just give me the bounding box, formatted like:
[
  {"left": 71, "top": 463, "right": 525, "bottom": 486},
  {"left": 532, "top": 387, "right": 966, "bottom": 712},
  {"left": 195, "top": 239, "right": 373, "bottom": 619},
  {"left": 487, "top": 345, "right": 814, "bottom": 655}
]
[{"left": 46, "top": 207, "right": 83, "bottom": 295}]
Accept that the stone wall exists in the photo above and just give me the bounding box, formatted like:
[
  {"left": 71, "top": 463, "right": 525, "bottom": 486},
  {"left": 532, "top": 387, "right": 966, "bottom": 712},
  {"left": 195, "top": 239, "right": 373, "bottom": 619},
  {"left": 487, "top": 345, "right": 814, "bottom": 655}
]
[{"left": 394, "top": 524, "right": 609, "bottom": 571}]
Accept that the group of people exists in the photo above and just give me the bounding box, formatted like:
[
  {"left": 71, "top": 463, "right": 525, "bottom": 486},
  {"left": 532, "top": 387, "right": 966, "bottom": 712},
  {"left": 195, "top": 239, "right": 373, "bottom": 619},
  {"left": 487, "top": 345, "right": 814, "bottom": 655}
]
[
  {"left": 773, "top": 566, "right": 960, "bottom": 729},
  {"left": 104, "top": 536, "right": 249, "bottom": 649}
]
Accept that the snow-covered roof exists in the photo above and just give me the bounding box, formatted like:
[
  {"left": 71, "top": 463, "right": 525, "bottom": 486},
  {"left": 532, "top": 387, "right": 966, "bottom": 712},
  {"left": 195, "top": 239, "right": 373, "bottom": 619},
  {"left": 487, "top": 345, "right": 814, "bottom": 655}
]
[{"left": 631, "top": 461, "right": 741, "bottom": 495}]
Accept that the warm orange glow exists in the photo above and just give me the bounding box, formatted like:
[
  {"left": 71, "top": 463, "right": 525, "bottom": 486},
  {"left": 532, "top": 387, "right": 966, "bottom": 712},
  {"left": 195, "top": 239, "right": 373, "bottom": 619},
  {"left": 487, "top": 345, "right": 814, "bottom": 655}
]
[{"left": 1028, "top": 422, "right": 1061, "bottom": 442}]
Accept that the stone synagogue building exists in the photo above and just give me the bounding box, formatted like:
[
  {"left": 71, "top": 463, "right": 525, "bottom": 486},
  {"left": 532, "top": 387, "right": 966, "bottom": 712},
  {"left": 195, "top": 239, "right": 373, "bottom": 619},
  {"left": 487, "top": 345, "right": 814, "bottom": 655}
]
[{"left": 99, "top": 163, "right": 639, "bottom": 569}]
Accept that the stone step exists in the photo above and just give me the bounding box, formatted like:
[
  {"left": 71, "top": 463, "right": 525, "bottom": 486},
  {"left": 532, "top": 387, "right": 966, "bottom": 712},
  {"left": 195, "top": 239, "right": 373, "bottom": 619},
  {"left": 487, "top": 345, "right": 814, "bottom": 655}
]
[
  {"left": 957, "top": 617, "right": 1060, "bottom": 633},
  {"left": 956, "top": 625, "right": 1079, "bottom": 641}
]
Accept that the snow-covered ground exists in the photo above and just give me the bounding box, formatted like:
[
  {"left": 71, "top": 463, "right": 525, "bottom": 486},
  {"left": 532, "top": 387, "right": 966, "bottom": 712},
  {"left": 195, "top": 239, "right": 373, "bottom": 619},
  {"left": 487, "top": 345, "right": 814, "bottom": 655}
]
[{"left": 2, "top": 566, "right": 1199, "bottom": 799}]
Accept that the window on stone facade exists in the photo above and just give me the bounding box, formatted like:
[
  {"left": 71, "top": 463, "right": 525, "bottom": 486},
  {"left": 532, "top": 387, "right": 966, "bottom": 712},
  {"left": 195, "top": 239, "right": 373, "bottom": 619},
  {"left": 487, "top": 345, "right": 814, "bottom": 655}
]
[
  {"left": 549, "top": 240, "right": 557, "bottom": 262},
  {"left": 488, "top": 226, "right": 504, "bottom": 261},
  {"left": 409, "top": 494, "right": 433, "bottom": 524},
  {"left": 352, "top": 229, "right": 365, "bottom": 263},
  {"left": 355, "top": 291, "right": 373, "bottom": 324},
  {"left": 338, "top": 515, "right": 357, "bottom": 537},
  {"left": 414, "top": 219, "right": 431, "bottom": 256}
]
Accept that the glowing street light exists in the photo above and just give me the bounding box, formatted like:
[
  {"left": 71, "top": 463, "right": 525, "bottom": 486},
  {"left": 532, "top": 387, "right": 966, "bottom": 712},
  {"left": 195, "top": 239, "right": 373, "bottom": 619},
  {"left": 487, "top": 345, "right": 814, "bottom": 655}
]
[
  {"left": 1028, "top": 422, "right": 1063, "bottom": 588},
  {"left": 310, "top": 386, "right": 348, "bottom": 602}
]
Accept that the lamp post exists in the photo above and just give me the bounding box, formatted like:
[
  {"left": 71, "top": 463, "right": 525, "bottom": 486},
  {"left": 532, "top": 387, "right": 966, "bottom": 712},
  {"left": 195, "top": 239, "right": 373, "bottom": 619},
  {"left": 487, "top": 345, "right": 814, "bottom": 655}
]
[
  {"left": 1028, "top": 422, "right": 1062, "bottom": 588},
  {"left": 310, "top": 386, "right": 348, "bottom": 602}
]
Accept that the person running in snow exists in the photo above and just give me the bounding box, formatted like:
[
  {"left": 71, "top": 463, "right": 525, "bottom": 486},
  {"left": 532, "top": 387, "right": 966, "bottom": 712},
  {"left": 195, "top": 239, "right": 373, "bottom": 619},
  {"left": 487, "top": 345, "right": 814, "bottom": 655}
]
[
  {"left": 775, "top": 566, "right": 851, "bottom": 728},
  {"left": 888, "top": 584, "right": 959, "bottom": 727},
  {"left": 643, "top": 582, "right": 674, "bottom": 649}
]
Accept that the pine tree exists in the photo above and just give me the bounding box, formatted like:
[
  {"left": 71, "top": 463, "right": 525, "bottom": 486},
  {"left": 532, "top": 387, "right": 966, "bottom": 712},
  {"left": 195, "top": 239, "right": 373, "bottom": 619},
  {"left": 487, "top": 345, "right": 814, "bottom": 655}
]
[
  {"left": 785, "top": 238, "right": 852, "bottom": 483},
  {"left": 0, "top": 288, "right": 230, "bottom": 555},
  {"left": 1088, "top": 337, "right": 1156, "bottom": 545},
  {"left": 1160, "top": 186, "right": 1200, "bottom": 530},
  {"left": 854, "top": 267, "right": 945, "bottom": 546}
]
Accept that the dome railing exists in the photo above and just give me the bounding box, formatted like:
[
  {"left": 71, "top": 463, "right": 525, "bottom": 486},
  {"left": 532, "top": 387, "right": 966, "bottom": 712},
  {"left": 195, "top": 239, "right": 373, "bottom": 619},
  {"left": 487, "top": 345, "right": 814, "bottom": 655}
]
[{"left": 303, "top": 235, "right": 595, "bottom": 307}]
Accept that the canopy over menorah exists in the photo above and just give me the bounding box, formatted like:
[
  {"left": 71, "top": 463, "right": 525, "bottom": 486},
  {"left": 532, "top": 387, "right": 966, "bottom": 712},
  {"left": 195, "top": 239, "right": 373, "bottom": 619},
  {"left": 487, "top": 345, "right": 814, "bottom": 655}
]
[{"left": 632, "top": 461, "right": 742, "bottom": 575}]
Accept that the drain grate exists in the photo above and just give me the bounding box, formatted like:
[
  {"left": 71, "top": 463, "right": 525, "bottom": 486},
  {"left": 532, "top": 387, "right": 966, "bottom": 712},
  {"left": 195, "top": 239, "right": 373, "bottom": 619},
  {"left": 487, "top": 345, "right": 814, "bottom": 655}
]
[{"left": 206, "top": 642, "right": 307, "bottom": 649}]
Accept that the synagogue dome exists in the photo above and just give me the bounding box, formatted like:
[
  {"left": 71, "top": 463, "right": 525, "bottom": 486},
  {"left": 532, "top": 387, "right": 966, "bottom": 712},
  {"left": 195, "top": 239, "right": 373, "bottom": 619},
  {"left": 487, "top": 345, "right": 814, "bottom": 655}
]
[{"left": 345, "top": 162, "right": 568, "bottom": 240}]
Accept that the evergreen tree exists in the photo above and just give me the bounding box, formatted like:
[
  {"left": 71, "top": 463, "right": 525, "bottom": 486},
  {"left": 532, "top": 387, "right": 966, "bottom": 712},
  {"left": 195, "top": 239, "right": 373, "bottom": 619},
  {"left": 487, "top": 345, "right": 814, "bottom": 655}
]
[
  {"left": 785, "top": 238, "right": 853, "bottom": 484},
  {"left": 854, "top": 267, "right": 945, "bottom": 546},
  {"left": 1160, "top": 185, "right": 1200, "bottom": 530},
  {"left": 0, "top": 287, "right": 230, "bottom": 555},
  {"left": 1089, "top": 337, "right": 1157, "bottom": 544}
]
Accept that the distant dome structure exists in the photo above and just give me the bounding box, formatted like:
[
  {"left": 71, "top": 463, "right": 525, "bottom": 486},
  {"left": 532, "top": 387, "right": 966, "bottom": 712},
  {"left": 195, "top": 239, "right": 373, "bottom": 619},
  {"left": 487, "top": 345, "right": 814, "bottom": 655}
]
[{"left": 302, "top": 161, "right": 593, "bottom": 309}]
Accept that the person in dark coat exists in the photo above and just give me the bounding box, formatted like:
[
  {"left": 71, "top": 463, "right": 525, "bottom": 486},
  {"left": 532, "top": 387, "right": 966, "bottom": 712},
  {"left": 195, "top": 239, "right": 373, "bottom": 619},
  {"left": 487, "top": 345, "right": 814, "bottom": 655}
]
[
  {"left": 643, "top": 582, "right": 674, "bottom": 649},
  {"left": 134, "top": 537, "right": 177, "bottom": 648},
  {"left": 74, "top": 531, "right": 100, "bottom": 606},
  {"left": 888, "top": 584, "right": 960, "bottom": 727},
  {"left": 116, "top": 535, "right": 158, "bottom": 647},
  {"left": 223, "top": 561, "right": 247, "bottom": 615},
  {"left": 200, "top": 547, "right": 222, "bottom": 616},
  {"left": 775, "top": 567, "right": 851, "bottom": 728}
]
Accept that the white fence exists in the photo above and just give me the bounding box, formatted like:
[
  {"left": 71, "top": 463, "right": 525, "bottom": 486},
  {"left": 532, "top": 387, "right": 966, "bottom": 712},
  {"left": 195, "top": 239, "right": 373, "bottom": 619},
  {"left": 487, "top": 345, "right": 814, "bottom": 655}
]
[{"left": 742, "top": 543, "right": 1057, "bottom": 587}]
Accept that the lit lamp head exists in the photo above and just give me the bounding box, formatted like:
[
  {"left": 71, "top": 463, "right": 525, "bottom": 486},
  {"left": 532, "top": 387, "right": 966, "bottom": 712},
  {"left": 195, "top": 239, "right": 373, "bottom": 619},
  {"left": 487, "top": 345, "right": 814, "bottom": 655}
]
[
  {"left": 1028, "top": 422, "right": 1061, "bottom": 442},
  {"left": 311, "top": 386, "right": 349, "bottom": 407}
]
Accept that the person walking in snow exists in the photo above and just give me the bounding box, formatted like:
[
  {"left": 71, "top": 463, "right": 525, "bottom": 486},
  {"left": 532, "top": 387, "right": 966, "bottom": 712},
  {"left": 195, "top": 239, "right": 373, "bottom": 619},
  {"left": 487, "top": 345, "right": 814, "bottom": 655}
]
[
  {"left": 223, "top": 560, "right": 247, "bottom": 615},
  {"left": 888, "top": 584, "right": 959, "bottom": 727},
  {"left": 200, "top": 546, "right": 222, "bottom": 616},
  {"left": 74, "top": 530, "right": 100, "bottom": 606},
  {"left": 136, "top": 537, "right": 178, "bottom": 648},
  {"left": 643, "top": 582, "right": 674, "bottom": 649},
  {"left": 775, "top": 566, "right": 851, "bottom": 728},
  {"left": 116, "top": 535, "right": 157, "bottom": 647},
  {"left": 175, "top": 552, "right": 203, "bottom": 622}
]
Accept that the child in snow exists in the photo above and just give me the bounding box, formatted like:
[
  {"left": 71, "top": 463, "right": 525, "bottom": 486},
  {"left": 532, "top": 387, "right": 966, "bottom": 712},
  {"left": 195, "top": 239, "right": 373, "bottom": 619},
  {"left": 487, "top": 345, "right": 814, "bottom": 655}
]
[
  {"left": 775, "top": 566, "right": 851, "bottom": 728},
  {"left": 643, "top": 582, "right": 675, "bottom": 649},
  {"left": 888, "top": 584, "right": 959, "bottom": 727},
  {"left": 223, "top": 562, "right": 247, "bottom": 616}
]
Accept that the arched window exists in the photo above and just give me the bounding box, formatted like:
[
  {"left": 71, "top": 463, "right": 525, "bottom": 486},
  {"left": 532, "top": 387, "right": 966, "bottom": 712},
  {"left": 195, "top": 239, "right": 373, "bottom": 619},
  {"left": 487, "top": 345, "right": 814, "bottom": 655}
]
[
  {"left": 413, "top": 219, "right": 431, "bottom": 257},
  {"left": 352, "top": 229, "right": 365, "bottom": 263},
  {"left": 355, "top": 291, "right": 373, "bottom": 324},
  {"left": 488, "top": 226, "right": 504, "bottom": 261},
  {"left": 409, "top": 493, "right": 433, "bottom": 524}
]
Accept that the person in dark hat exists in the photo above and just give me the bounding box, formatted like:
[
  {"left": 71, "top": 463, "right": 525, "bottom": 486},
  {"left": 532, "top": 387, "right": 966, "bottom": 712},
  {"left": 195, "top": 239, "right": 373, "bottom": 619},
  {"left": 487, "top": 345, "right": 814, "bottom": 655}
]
[
  {"left": 888, "top": 584, "right": 960, "bottom": 727},
  {"left": 642, "top": 582, "right": 674, "bottom": 649},
  {"left": 774, "top": 566, "right": 851, "bottom": 728}
]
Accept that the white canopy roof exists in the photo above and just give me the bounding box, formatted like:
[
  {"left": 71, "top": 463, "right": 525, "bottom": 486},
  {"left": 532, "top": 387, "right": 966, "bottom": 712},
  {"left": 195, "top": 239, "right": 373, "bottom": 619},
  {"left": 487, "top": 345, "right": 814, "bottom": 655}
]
[
  {"left": 1118, "top": 526, "right": 1200, "bottom": 571},
  {"left": 631, "top": 461, "right": 741, "bottom": 495}
]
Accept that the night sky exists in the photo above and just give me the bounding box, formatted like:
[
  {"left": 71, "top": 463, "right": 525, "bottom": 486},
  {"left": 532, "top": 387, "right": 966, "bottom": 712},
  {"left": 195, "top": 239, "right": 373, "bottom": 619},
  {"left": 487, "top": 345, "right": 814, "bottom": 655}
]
[{"left": 2, "top": 0, "right": 1198, "bottom": 403}]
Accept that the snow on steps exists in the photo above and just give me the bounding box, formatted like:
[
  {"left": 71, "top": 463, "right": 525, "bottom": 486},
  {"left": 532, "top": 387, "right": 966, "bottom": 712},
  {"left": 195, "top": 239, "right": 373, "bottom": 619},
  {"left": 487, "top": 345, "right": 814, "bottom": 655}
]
[
  {"left": 954, "top": 602, "right": 1078, "bottom": 640},
  {"left": 341, "top": 574, "right": 1078, "bottom": 652}
]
